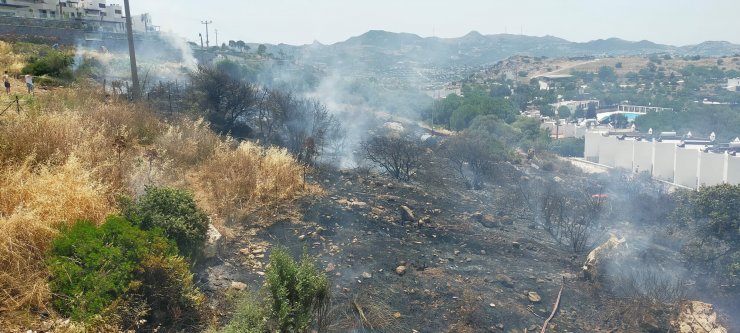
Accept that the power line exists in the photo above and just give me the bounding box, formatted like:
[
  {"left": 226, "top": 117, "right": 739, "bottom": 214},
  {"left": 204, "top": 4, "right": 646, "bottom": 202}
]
[{"left": 201, "top": 20, "right": 212, "bottom": 47}]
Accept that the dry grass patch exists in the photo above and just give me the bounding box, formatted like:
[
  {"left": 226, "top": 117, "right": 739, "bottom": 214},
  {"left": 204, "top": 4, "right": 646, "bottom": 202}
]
[
  {"left": 0, "top": 157, "right": 113, "bottom": 313},
  {"left": 190, "top": 141, "right": 307, "bottom": 225}
]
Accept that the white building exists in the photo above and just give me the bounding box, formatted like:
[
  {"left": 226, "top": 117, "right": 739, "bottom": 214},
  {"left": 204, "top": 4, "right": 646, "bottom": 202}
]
[
  {"left": 727, "top": 78, "right": 740, "bottom": 92},
  {"left": 0, "top": 0, "right": 150, "bottom": 32},
  {"left": 584, "top": 131, "right": 740, "bottom": 189}
]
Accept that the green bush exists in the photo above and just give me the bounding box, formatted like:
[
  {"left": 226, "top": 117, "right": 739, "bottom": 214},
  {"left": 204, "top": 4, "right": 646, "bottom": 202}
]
[
  {"left": 220, "top": 293, "right": 267, "bottom": 333},
  {"left": 22, "top": 50, "right": 75, "bottom": 81},
  {"left": 265, "top": 247, "right": 330, "bottom": 332},
  {"left": 550, "top": 137, "right": 585, "bottom": 157},
  {"left": 128, "top": 254, "right": 209, "bottom": 330},
  {"left": 46, "top": 217, "right": 175, "bottom": 320},
  {"left": 124, "top": 186, "right": 209, "bottom": 258},
  {"left": 47, "top": 216, "right": 209, "bottom": 329}
]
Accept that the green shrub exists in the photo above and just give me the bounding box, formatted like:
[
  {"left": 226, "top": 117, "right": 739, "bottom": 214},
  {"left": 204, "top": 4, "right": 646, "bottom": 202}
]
[
  {"left": 124, "top": 186, "right": 209, "bottom": 258},
  {"left": 220, "top": 293, "right": 267, "bottom": 333},
  {"left": 46, "top": 217, "right": 175, "bottom": 320},
  {"left": 550, "top": 137, "right": 585, "bottom": 157},
  {"left": 128, "top": 254, "right": 209, "bottom": 330},
  {"left": 22, "top": 50, "right": 75, "bottom": 81},
  {"left": 265, "top": 247, "right": 330, "bottom": 332}
]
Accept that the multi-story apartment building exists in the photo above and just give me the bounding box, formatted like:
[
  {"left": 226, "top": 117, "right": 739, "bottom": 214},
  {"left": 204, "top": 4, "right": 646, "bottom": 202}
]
[{"left": 0, "top": 0, "right": 151, "bottom": 33}]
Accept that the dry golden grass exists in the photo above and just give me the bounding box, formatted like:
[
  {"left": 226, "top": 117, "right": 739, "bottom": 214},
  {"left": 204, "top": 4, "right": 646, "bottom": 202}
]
[
  {"left": 0, "top": 43, "right": 311, "bottom": 327},
  {"left": 156, "top": 117, "right": 220, "bottom": 167},
  {"left": 0, "top": 157, "right": 113, "bottom": 313},
  {"left": 0, "top": 41, "right": 26, "bottom": 74},
  {"left": 0, "top": 87, "right": 311, "bottom": 325},
  {"left": 190, "top": 141, "right": 306, "bottom": 225}
]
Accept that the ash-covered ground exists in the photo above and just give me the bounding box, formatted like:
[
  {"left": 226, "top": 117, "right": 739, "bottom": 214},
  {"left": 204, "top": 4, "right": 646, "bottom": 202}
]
[{"left": 197, "top": 147, "right": 736, "bottom": 333}]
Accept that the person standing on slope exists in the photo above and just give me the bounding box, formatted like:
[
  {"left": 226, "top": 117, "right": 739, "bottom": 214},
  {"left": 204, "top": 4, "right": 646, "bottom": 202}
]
[
  {"left": 3, "top": 71, "right": 9, "bottom": 95},
  {"left": 25, "top": 74, "right": 33, "bottom": 95}
]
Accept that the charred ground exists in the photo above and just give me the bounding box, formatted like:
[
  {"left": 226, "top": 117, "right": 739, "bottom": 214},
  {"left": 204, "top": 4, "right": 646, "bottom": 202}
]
[{"left": 197, "top": 135, "right": 736, "bottom": 332}]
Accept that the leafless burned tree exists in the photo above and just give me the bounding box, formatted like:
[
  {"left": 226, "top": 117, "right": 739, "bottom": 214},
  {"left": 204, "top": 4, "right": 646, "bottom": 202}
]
[
  {"left": 439, "top": 130, "right": 505, "bottom": 189},
  {"left": 361, "top": 134, "right": 423, "bottom": 182},
  {"left": 537, "top": 182, "right": 607, "bottom": 253}
]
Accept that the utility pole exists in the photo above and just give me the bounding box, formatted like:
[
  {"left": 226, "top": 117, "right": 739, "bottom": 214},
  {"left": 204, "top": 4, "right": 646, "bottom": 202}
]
[
  {"left": 215, "top": 29, "right": 218, "bottom": 47},
  {"left": 199, "top": 33, "right": 204, "bottom": 49},
  {"left": 123, "top": 0, "right": 140, "bottom": 100},
  {"left": 201, "top": 20, "right": 212, "bottom": 48},
  {"left": 58, "top": 0, "right": 63, "bottom": 19}
]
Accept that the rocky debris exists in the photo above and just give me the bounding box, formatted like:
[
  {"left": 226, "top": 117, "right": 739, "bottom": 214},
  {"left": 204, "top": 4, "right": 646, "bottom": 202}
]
[
  {"left": 361, "top": 272, "right": 373, "bottom": 279},
  {"left": 230, "top": 281, "right": 247, "bottom": 291},
  {"left": 512, "top": 241, "right": 521, "bottom": 249},
  {"left": 336, "top": 198, "right": 368, "bottom": 208},
  {"left": 325, "top": 263, "right": 336, "bottom": 272},
  {"left": 399, "top": 205, "right": 415, "bottom": 223},
  {"left": 203, "top": 224, "right": 223, "bottom": 259},
  {"left": 472, "top": 211, "right": 499, "bottom": 228},
  {"left": 495, "top": 274, "right": 514, "bottom": 288},
  {"left": 674, "top": 301, "right": 728, "bottom": 333},
  {"left": 527, "top": 291, "right": 541, "bottom": 303},
  {"left": 393, "top": 312, "right": 402, "bottom": 319},
  {"left": 396, "top": 265, "right": 407, "bottom": 276},
  {"left": 583, "top": 234, "right": 626, "bottom": 281}
]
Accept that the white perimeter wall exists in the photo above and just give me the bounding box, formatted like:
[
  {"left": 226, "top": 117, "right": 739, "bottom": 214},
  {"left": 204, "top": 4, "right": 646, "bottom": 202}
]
[
  {"left": 699, "top": 152, "right": 726, "bottom": 187},
  {"left": 727, "top": 155, "right": 740, "bottom": 185},
  {"left": 653, "top": 142, "right": 676, "bottom": 181},
  {"left": 614, "top": 139, "right": 634, "bottom": 170},
  {"left": 598, "top": 135, "right": 617, "bottom": 167},
  {"left": 633, "top": 140, "right": 653, "bottom": 174},
  {"left": 584, "top": 132, "right": 601, "bottom": 162},
  {"left": 675, "top": 148, "right": 699, "bottom": 188}
]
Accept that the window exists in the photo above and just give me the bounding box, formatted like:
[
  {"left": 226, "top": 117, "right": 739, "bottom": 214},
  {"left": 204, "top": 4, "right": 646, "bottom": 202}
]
[
  {"left": 99, "top": 3, "right": 105, "bottom": 9},
  {"left": 115, "top": 9, "right": 121, "bottom": 14}
]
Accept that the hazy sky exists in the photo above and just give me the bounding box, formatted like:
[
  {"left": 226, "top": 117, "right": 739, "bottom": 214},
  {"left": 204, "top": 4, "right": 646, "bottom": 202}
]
[{"left": 132, "top": 0, "right": 739, "bottom": 46}]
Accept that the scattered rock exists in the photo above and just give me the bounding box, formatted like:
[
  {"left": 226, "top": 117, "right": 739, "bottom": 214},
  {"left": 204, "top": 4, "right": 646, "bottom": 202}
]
[
  {"left": 495, "top": 274, "right": 514, "bottom": 288},
  {"left": 325, "top": 263, "right": 336, "bottom": 273},
  {"left": 230, "top": 281, "right": 247, "bottom": 291},
  {"left": 489, "top": 303, "right": 496, "bottom": 308},
  {"left": 395, "top": 265, "right": 407, "bottom": 276},
  {"left": 527, "top": 291, "right": 541, "bottom": 303},
  {"left": 203, "top": 224, "right": 222, "bottom": 259},
  {"left": 298, "top": 234, "right": 306, "bottom": 241},
  {"left": 512, "top": 242, "right": 521, "bottom": 249},
  {"left": 674, "top": 301, "right": 728, "bottom": 333},
  {"left": 393, "top": 312, "right": 401, "bottom": 319},
  {"left": 361, "top": 272, "right": 372, "bottom": 279},
  {"left": 399, "top": 205, "right": 415, "bottom": 223}
]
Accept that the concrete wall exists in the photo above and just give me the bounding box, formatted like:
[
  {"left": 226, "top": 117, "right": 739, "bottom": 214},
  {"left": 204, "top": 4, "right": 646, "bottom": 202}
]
[
  {"left": 614, "top": 139, "right": 634, "bottom": 170},
  {"left": 598, "top": 135, "right": 617, "bottom": 167},
  {"left": 584, "top": 131, "right": 601, "bottom": 162},
  {"left": 727, "top": 155, "right": 740, "bottom": 185},
  {"left": 633, "top": 140, "right": 653, "bottom": 174},
  {"left": 674, "top": 148, "right": 699, "bottom": 188},
  {"left": 699, "top": 152, "right": 726, "bottom": 187},
  {"left": 653, "top": 142, "right": 676, "bottom": 181}
]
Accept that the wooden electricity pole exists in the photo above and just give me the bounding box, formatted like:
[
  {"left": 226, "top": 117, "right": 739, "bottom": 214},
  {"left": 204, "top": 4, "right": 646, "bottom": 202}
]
[
  {"left": 123, "top": 0, "right": 140, "bottom": 100},
  {"left": 201, "top": 20, "right": 212, "bottom": 47}
]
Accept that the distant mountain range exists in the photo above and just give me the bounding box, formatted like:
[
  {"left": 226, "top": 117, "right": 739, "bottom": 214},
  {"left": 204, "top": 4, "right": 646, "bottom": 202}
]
[{"left": 259, "top": 30, "right": 740, "bottom": 69}]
